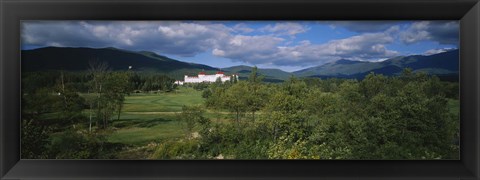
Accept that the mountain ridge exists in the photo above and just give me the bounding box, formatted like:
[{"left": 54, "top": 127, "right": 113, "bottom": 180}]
[
  {"left": 22, "top": 46, "right": 458, "bottom": 81},
  {"left": 21, "top": 46, "right": 219, "bottom": 75},
  {"left": 293, "top": 49, "right": 459, "bottom": 79},
  {"left": 222, "top": 65, "right": 292, "bottom": 81}
]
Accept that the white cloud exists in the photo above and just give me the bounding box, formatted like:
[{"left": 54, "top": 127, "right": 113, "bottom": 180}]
[
  {"left": 22, "top": 21, "right": 405, "bottom": 68},
  {"left": 400, "top": 21, "right": 459, "bottom": 45},
  {"left": 423, "top": 48, "right": 456, "bottom": 55},
  {"left": 212, "top": 35, "right": 285, "bottom": 64},
  {"left": 327, "top": 21, "right": 401, "bottom": 33},
  {"left": 212, "top": 49, "right": 226, "bottom": 56},
  {"left": 400, "top": 21, "right": 431, "bottom": 44},
  {"left": 212, "top": 27, "right": 400, "bottom": 67},
  {"left": 260, "top": 22, "right": 309, "bottom": 36},
  {"left": 232, "top": 23, "right": 254, "bottom": 33},
  {"left": 22, "top": 21, "right": 232, "bottom": 57}
]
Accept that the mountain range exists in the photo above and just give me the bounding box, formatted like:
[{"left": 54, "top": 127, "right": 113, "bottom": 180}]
[
  {"left": 21, "top": 47, "right": 459, "bottom": 81},
  {"left": 221, "top": 65, "right": 292, "bottom": 82},
  {"left": 22, "top": 46, "right": 216, "bottom": 72},
  {"left": 293, "top": 49, "right": 458, "bottom": 80}
]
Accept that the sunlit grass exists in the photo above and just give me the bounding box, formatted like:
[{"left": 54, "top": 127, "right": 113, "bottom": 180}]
[
  {"left": 122, "top": 87, "right": 204, "bottom": 112},
  {"left": 107, "top": 115, "right": 184, "bottom": 146},
  {"left": 105, "top": 87, "right": 206, "bottom": 146}
]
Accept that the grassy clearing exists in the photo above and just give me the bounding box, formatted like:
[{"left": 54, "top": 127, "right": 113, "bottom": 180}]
[
  {"left": 107, "top": 114, "right": 184, "bottom": 145},
  {"left": 107, "top": 112, "right": 234, "bottom": 146},
  {"left": 106, "top": 87, "right": 205, "bottom": 147},
  {"left": 122, "top": 87, "right": 204, "bottom": 112}
]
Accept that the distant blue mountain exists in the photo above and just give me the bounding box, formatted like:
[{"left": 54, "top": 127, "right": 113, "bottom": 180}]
[
  {"left": 294, "top": 49, "right": 459, "bottom": 80},
  {"left": 222, "top": 65, "right": 292, "bottom": 82}
]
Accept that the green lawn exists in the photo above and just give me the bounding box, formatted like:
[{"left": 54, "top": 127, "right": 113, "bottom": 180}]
[
  {"left": 106, "top": 87, "right": 204, "bottom": 146},
  {"left": 122, "top": 87, "right": 204, "bottom": 112},
  {"left": 107, "top": 114, "right": 184, "bottom": 145}
]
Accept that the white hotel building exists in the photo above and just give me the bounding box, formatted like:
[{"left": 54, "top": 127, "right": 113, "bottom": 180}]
[{"left": 175, "top": 72, "right": 237, "bottom": 85}]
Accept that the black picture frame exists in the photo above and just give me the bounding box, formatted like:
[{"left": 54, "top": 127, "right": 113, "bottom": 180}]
[{"left": 1, "top": 0, "right": 479, "bottom": 179}]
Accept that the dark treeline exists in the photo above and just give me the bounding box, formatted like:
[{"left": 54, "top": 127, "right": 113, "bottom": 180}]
[
  {"left": 154, "top": 68, "right": 459, "bottom": 160},
  {"left": 22, "top": 71, "right": 177, "bottom": 94},
  {"left": 130, "top": 72, "right": 176, "bottom": 92}
]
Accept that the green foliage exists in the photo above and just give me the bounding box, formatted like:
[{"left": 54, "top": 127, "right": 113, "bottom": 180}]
[
  {"left": 22, "top": 71, "right": 60, "bottom": 94},
  {"left": 22, "top": 87, "right": 58, "bottom": 115},
  {"left": 245, "top": 67, "right": 268, "bottom": 121},
  {"left": 191, "top": 123, "right": 270, "bottom": 159},
  {"left": 21, "top": 118, "right": 50, "bottom": 159},
  {"left": 104, "top": 71, "right": 131, "bottom": 121},
  {"left": 47, "top": 130, "right": 121, "bottom": 159},
  {"left": 87, "top": 63, "right": 134, "bottom": 128},
  {"left": 54, "top": 83, "right": 87, "bottom": 124},
  {"left": 190, "top": 82, "right": 210, "bottom": 91},
  {"left": 302, "top": 77, "right": 344, "bottom": 93},
  {"left": 305, "top": 72, "right": 458, "bottom": 159},
  {"left": 193, "top": 68, "right": 459, "bottom": 159},
  {"left": 268, "top": 134, "right": 319, "bottom": 159},
  {"left": 261, "top": 77, "right": 311, "bottom": 140},
  {"left": 177, "top": 105, "right": 210, "bottom": 138},
  {"left": 139, "top": 74, "right": 176, "bottom": 92},
  {"left": 151, "top": 139, "right": 202, "bottom": 159},
  {"left": 222, "top": 81, "right": 250, "bottom": 124},
  {"left": 443, "top": 82, "right": 459, "bottom": 99},
  {"left": 204, "top": 79, "right": 227, "bottom": 109},
  {"left": 201, "top": 88, "right": 212, "bottom": 99}
]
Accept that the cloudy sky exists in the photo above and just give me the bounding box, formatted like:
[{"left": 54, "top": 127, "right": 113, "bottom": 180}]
[{"left": 21, "top": 21, "right": 458, "bottom": 72}]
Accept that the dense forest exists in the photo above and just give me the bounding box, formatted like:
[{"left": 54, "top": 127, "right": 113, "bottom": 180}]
[{"left": 21, "top": 65, "right": 459, "bottom": 159}]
